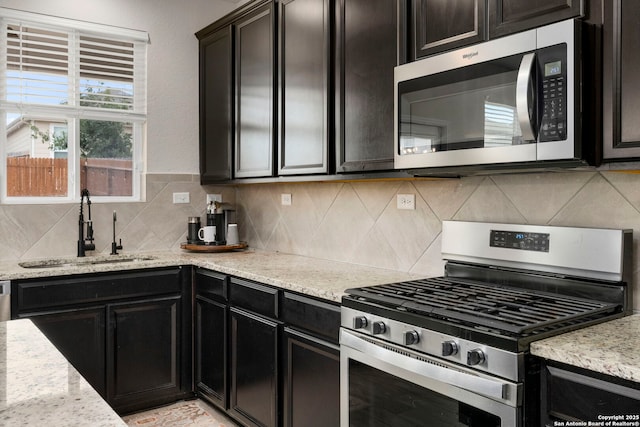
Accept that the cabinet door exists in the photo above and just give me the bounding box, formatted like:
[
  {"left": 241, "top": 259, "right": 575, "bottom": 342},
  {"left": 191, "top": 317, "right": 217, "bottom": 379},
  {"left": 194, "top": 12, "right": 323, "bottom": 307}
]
[
  {"left": 603, "top": 0, "right": 640, "bottom": 159},
  {"left": 107, "top": 296, "right": 181, "bottom": 413},
  {"left": 200, "top": 27, "right": 233, "bottom": 183},
  {"left": 282, "top": 327, "right": 340, "bottom": 427},
  {"left": 31, "top": 307, "right": 106, "bottom": 397},
  {"left": 335, "top": 0, "right": 398, "bottom": 172},
  {"left": 195, "top": 295, "right": 227, "bottom": 409},
  {"left": 489, "top": 0, "right": 582, "bottom": 39},
  {"left": 278, "top": 0, "right": 330, "bottom": 175},
  {"left": 412, "top": 0, "right": 486, "bottom": 59},
  {"left": 235, "top": 2, "right": 276, "bottom": 178},
  {"left": 229, "top": 307, "right": 279, "bottom": 427}
]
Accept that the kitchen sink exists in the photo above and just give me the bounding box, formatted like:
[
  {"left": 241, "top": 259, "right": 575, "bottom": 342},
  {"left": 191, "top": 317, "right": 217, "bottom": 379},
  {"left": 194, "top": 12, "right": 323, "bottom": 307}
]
[{"left": 19, "top": 255, "right": 158, "bottom": 269}]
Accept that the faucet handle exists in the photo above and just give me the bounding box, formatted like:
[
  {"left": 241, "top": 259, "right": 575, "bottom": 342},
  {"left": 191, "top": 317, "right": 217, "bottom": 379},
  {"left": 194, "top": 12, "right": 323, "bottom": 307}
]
[
  {"left": 111, "top": 239, "right": 123, "bottom": 255},
  {"left": 86, "top": 220, "right": 94, "bottom": 241}
]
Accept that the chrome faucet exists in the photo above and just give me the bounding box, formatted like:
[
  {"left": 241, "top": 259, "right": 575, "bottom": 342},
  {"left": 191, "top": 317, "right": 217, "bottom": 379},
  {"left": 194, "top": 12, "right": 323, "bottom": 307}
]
[{"left": 77, "top": 189, "right": 96, "bottom": 257}]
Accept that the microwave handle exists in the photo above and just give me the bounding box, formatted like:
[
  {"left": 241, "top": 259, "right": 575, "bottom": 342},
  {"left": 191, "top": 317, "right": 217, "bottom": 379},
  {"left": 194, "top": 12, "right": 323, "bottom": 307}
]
[{"left": 516, "top": 52, "right": 537, "bottom": 142}]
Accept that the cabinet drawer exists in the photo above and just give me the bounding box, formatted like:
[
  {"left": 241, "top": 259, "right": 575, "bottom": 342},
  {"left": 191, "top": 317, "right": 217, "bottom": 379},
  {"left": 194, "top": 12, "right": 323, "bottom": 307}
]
[
  {"left": 229, "top": 277, "right": 279, "bottom": 318},
  {"left": 14, "top": 268, "right": 182, "bottom": 314},
  {"left": 543, "top": 363, "right": 640, "bottom": 423},
  {"left": 195, "top": 269, "right": 228, "bottom": 302},
  {"left": 281, "top": 292, "right": 340, "bottom": 344}
]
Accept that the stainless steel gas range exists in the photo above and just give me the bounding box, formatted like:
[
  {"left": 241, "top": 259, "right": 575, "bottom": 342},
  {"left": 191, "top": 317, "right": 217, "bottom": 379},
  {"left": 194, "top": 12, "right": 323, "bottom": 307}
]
[{"left": 340, "top": 221, "right": 632, "bottom": 427}]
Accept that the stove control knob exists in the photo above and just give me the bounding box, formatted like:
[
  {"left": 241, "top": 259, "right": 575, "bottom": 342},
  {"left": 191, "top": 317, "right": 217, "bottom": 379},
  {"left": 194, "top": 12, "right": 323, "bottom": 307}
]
[
  {"left": 353, "top": 316, "right": 368, "bottom": 329},
  {"left": 467, "top": 349, "right": 486, "bottom": 366},
  {"left": 404, "top": 330, "right": 420, "bottom": 345},
  {"left": 442, "top": 340, "right": 459, "bottom": 357},
  {"left": 372, "top": 321, "right": 387, "bottom": 335}
]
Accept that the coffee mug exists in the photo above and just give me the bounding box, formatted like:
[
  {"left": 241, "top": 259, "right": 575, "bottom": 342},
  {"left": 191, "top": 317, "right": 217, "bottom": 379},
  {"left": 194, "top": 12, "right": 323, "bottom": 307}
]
[
  {"left": 198, "top": 225, "right": 216, "bottom": 244},
  {"left": 227, "top": 223, "right": 239, "bottom": 245}
]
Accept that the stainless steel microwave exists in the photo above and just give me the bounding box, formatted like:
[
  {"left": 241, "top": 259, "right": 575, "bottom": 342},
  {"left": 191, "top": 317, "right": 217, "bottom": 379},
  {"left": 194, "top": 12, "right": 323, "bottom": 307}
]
[{"left": 394, "top": 19, "right": 597, "bottom": 175}]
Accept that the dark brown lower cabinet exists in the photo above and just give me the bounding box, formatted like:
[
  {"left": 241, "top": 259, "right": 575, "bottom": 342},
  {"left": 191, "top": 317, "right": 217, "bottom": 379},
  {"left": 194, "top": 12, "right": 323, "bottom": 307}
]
[
  {"left": 12, "top": 267, "right": 192, "bottom": 415},
  {"left": 541, "top": 360, "right": 640, "bottom": 423},
  {"left": 282, "top": 327, "right": 340, "bottom": 427},
  {"left": 19, "top": 266, "right": 340, "bottom": 426},
  {"left": 229, "top": 306, "right": 280, "bottom": 427},
  {"left": 107, "top": 296, "right": 182, "bottom": 414},
  {"left": 195, "top": 295, "right": 228, "bottom": 409}
]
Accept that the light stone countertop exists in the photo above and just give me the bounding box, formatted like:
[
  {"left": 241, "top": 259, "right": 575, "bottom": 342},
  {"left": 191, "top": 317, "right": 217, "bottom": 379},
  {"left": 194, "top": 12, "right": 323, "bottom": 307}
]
[
  {"left": 0, "top": 319, "right": 127, "bottom": 427},
  {"left": 530, "top": 314, "right": 640, "bottom": 383},
  {"left": 0, "top": 249, "right": 421, "bottom": 303}
]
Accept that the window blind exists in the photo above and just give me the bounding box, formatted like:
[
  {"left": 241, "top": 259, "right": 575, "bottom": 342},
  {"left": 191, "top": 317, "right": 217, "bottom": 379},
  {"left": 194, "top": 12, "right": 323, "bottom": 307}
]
[{"left": 1, "top": 8, "right": 147, "bottom": 115}]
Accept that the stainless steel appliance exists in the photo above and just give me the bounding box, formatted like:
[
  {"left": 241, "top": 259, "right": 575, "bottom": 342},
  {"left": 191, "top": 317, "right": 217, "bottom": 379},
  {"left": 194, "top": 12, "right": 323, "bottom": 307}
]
[
  {"left": 340, "top": 221, "right": 632, "bottom": 426},
  {"left": 394, "top": 19, "right": 598, "bottom": 175}
]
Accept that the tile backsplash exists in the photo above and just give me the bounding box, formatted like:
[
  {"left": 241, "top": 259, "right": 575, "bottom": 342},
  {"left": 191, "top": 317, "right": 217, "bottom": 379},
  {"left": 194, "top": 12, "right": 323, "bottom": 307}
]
[
  {"left": 0, "top": 175, "right": 234, "bottom": 261},
  {"left": 235, "top": 171, "right": 640, "bottom": 311},
  {"left": 1, "top": 170, "right": 638, "bottom": 310}
]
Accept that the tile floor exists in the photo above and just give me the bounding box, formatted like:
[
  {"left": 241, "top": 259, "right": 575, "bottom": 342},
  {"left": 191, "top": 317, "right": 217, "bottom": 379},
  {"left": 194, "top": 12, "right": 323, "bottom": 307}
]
[{"left": 122, "top": 399, "right": 239, "bottom": 427}]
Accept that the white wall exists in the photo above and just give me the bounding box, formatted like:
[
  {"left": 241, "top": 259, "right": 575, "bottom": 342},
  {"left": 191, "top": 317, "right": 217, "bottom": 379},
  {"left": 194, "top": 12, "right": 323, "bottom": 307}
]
[{"left": 1, "top": 0, "right": 250, "bottom": 173}]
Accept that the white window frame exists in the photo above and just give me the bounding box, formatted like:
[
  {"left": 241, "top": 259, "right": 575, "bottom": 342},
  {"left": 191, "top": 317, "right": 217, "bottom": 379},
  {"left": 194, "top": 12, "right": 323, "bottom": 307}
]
[{"left": 0, "top": 7, "right": 148, "bottom": 204}]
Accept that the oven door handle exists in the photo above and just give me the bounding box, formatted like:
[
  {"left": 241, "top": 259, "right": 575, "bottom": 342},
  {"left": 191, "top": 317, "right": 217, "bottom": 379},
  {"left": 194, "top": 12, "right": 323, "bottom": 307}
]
[
  {"left": 341, "top": 330, "right": 508, "bottom": 401},
  {"left": 516, "top": 52, "right": 537, "bottom": 142}
]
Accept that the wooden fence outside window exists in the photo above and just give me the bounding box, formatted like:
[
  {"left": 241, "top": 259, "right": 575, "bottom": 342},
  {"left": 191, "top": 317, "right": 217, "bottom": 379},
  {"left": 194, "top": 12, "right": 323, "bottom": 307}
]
[{"left": 6, "top": 157, "right": 132, "bottom": 197}]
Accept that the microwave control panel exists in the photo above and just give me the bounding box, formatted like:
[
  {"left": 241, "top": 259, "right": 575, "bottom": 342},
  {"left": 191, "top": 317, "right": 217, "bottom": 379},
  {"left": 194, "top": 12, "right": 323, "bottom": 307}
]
[{"left": 538, "top": 44, "right": 567, "bottom": 142}]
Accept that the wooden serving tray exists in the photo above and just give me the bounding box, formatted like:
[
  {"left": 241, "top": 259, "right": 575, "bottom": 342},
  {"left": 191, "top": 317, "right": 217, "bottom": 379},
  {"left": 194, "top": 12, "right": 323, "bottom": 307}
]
[{"left": 180, "top": 242, "right": 248, "bottom": 252}]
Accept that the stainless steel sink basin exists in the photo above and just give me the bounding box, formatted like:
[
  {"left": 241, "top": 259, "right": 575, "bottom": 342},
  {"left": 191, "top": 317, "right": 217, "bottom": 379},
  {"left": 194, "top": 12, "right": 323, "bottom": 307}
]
[{"left": 19, "top": 255, "right": 158, "bottom": 269}]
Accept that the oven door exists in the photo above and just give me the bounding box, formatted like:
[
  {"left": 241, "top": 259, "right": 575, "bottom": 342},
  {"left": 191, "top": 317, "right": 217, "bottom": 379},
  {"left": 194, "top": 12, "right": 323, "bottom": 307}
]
[{"left": 340, "top": 329, "right": 522, "bottom": 427}]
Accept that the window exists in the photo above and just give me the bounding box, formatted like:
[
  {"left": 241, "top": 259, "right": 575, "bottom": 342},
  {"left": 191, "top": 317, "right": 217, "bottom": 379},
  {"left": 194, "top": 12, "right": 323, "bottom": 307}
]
[{"left": 0, "top": 8, "right": 148, "bottom": 203}]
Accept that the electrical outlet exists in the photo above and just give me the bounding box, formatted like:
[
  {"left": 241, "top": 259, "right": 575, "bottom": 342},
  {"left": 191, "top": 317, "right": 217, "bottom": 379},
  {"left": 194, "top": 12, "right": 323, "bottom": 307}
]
[
  {"left": 397, "top": 194, "right": 415, "bottom": 210},
  {"left": 281, "top": 193, "right": 292, "bottom": 206},
  {"left": 173, "top": 192, "right": 190, "bottom": 204},
  {"left": 206, "top": 194, "right": 222, "bottom": 204}
]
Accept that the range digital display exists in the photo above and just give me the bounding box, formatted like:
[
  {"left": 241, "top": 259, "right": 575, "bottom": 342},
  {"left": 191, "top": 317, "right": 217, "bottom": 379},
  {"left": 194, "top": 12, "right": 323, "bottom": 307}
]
[{"left": 490, "top": 230, "right": 550, "bottom": 252}]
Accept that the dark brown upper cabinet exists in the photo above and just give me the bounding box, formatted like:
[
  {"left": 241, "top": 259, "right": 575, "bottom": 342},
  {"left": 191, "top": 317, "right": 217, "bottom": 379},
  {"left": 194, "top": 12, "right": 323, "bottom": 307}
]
[
  {"left": 602, "top": 0, "right": 640, "bottom": 160},
  {"left": 412, "top": 0, "right": 486, "bottom": 59},
  {"left": 488, "top": 0, "right": 583, "bottom": 39},
  {"left": 198, "top": 27, "right": 233, "bottom": 183},
  {"left": 234, "top": 2, "right": 277, "bottom": 178},
  {"left": 407, "top": 0, "right": 584, "bottom": 62},
  {"left": 278, "top": 0, "right": 331, "bottom": 175},
  {"left": 335, "top": 0, "right": 401, "bottom": 172}
]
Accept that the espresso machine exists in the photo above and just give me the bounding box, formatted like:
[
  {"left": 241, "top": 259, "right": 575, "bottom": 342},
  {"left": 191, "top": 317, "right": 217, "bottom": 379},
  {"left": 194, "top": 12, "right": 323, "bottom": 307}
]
[{"left": 206, "top": 201, "right": 236, "bottom": 245}]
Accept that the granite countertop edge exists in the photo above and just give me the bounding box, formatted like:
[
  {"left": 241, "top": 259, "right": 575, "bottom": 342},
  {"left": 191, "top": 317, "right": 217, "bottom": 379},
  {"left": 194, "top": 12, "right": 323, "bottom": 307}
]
[
  {"left": 530, "top": 314, "right": 640, "bottom": 383},
  {"left": 0, "top": 249, "right": 421, "bottom": 303}
]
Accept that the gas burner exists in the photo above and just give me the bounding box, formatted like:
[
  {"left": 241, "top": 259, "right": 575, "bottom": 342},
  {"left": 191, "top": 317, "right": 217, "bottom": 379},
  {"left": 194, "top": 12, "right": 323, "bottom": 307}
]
[{"left": 346, "top": 276, "right": 620, "bottom": 337}]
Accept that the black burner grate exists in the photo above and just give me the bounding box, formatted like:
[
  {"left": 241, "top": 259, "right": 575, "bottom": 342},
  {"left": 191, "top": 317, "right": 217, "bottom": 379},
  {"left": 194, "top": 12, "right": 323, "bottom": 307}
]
[{"left": 347, "top": 277, "right": 619, "bottom": 336}]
